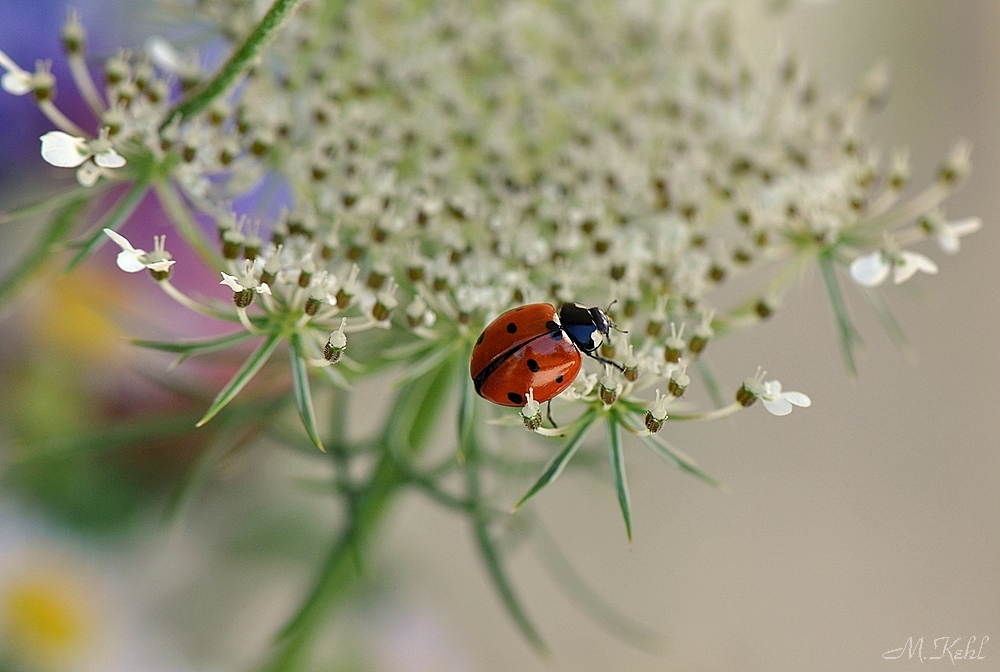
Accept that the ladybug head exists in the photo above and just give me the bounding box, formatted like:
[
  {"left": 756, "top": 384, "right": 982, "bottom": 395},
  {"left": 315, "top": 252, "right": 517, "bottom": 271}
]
[{"left": 559, "top": 302, "right": 621, "bottom": 354}]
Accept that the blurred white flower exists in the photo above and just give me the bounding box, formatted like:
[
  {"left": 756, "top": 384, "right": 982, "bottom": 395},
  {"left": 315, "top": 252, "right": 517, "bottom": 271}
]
[
  {"left": 0, "top": 505, "right": 193, "bottom": 672},
  {"left": 0, "top": 61, "right": 31, "bottom": 95},
  {"left": 850, "top": 249, "right": 938, "bottom": 287},
  {"left": 40, "top": 130, "right": 126, "bottom": 186},
  {"left": 922, "top": 213, "right": 982, "bottom": 254},
  {"left": 103, "top": 229, "right": 176, "bottom": 274}
]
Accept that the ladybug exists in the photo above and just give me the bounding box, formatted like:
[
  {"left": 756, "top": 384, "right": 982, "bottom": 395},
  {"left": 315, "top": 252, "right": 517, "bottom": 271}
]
[{"left": 471, "top": 302, "right": 623, "bottom": 407}]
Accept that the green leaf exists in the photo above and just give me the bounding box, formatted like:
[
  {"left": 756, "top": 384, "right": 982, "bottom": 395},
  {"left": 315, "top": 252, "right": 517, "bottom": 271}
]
[
  {"left": 818, "top": 253, "right": 863, "bottom": 376},
  {"left": 197, "top": 333, "right": 283, "bottom": 427},
  {"left": 130, "top": 331, "right": 254, "bottom": 355},
  {"left": 65, "top": 178, "right": 150, "bottom": 272},
  {"left": 0, "top": 193, "right": 88, "bottom": 305},
  {"left": 638, "top": 432, "right": 726, "bottom": 491},
  {"left": 512, "top": 409, "right": 597, "bottom": 511},
  {"left": 0, "top": 185, "right": 96, "bottom": 226},
  {"left": 606, "top": 417, "right": 633, "bottom": 543},
  {"left": 290, "top": 333, "right": 324, "bottom": 451}
]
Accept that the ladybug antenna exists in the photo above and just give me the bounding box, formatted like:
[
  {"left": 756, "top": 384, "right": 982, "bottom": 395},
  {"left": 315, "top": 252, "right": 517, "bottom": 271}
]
[{"left": 604, "top": 299, "right": 628, "bottom": 334}]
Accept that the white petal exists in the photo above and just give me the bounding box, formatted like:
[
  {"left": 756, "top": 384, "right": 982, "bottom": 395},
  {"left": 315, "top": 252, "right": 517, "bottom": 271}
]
[
  {"left": 849, "top": 252, "right": 890, "bottom": 287},
  {"left": 75, "top": 162, "right": 101, "bottom": 187},
  {"left": 116, "top": 250, "right": 147, "bottom": 272},
  {"left": 782, "top": 391, "right": 812, "bottom": 408},
  {"left": 937, "top": 217, "right": 981, "bottom": 254},
  {"left": 1, "top": 70, "right": 31, "bottom": 95},
  {"left": 936, "top": 232, "right": 960, "bottom": 254},
  {"left": 146, "top": 37, "right": 185, "bottom": 72},
  {"left": 762, "top": 397, "right": 793, "bottom": 416},
  {"left": 40, "top": 131, "right": 90, "bottom": 167},
  {"left": 256, "top": 282, "right": 272, "bottom": 296},
  {"left": 893, "top": 251, "right": 938, "bottom": 284},
  {"left": 103, "top": 228, "right": 141, "bottom": 254},
  {"left": 147, "top": 259, "right": 176, "bottom": 273},
  {"left": 948, "top": 217, "right": 982, "bottom": 237},
  {"left": 220, "top": 272, "right": 245, "bottom": 292},
  {"left": 94, "top": 148, "right": 126, "bottom": 168}
]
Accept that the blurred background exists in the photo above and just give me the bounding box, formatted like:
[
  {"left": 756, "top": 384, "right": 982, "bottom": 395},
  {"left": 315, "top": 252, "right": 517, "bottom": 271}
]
[{"left": 0, "top": 1, "right": 997, "bottom": 671}]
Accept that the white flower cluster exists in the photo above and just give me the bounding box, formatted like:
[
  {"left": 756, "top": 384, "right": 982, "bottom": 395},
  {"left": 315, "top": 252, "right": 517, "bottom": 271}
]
[{"left": 1, "top": 0, "right": 978, "bottom": 424}]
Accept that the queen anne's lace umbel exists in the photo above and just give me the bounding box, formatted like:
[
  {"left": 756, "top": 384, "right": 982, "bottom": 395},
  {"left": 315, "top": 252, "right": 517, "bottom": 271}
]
[
  {"left": 1, "top": 0, "right": 978, "bottom": 486},
  {"left": 0, "top": 0, "right": 980, "bottom": 651}
]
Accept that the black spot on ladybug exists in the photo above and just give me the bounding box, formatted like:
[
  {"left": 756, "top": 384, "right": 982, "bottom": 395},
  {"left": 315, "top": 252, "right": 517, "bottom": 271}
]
[
  {"left": 545, "top": 320, "right": 559, "bottom": 332},
  {"left": 527, "top": 359, "right": 540, "bottom": 372},
  {"left": 506, "top": 322, "right": 518, "bottom": 334},
  {"left": 476, "top": 332, "right": 484, "bottom": 345},
  {"left": 507, "top": 391, "right": 523, "bottom": 404},
  {"left": 555, "top": 375, "right": 564, "bottom": 383}
]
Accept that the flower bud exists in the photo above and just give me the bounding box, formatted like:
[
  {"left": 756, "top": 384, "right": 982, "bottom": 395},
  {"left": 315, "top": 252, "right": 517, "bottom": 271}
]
[
  {"left": 221, "top": 230, "right": 244, "bottom": 260},
  {"left": 664, "top": 322, "right": 685, "bottom": 363},
  {"left": 644, "top": 389, "right": 670, "bottom": 433},
  {"left": 371, "top": 279, "right": 398, "bottom": 322},
  {"left": 688, "top": 311, "right": 714, "bottom": 355},
  {"left": 599, "top": 367, "right": 619, "bottom": 406},
  {"left": 667, "top": 363, "right": 689, "bottom": 397},
  {"left": 520, "top": 388, "right": 542, "bottom": 431},
  {"left": 324, "top": 318, "right": 348, "bottom": 363},
  {"left": 30, "top": 62, "right": 56, "bottom": 101},
  {"left": 736, "top": 368, "right": 766, "bottom": 407},
  {"left": 233, "top": 288, "right": 254, "bottom": 308},
  {"left": 61, "top": 11, "right": 87, "bottom": 56}
]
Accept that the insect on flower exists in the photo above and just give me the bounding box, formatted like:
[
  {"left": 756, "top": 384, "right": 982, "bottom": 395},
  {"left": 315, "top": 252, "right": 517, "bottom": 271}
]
[{"left": 470, "top": 302, "right": 624, "bottom": 408}]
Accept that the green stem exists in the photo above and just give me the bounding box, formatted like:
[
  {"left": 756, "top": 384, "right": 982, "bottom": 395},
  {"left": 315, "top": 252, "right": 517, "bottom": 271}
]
[
  {"left": 260, "top": 454, "right": 404, "bottom": 672},
  {"left": 259, "top": 354, "right": 461, "bottom": 670},
  {"left": 160, "top": 0, "right": 306, "bottom": 130}
]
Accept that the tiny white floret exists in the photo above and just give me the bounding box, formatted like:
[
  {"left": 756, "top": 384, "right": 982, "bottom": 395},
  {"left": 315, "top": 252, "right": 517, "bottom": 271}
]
[
  {"left": 760, "top": 380, "right": 811, "bottom": 416},
  {"left": 850, "top": 249, "right": 938, "bottom": 287},
  {"left": 40, "top": 131, "right": 90, "bottom": 168},
  {"left": 934, "top": 216, "right": 981, "bottom": 254},
  {"left": 103, "top": 229, "right": 176, "bottom": 274}
]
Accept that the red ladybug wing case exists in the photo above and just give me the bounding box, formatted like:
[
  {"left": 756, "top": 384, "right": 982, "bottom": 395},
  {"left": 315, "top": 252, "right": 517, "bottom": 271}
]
[
  {"left": 470, "top": 303, "right": 558, "bottom": 379},
  {"left": 478, "top": 333, "right": 582, "bottom": 406}
]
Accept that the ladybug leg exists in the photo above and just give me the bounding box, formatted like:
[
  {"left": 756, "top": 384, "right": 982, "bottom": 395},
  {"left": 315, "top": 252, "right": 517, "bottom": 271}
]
[
  {"left": 585, "top": 351, "right": 626, "bottom": 373},
  {"left": 546, "top": 399, "right": 558, "bottom": 429}
]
